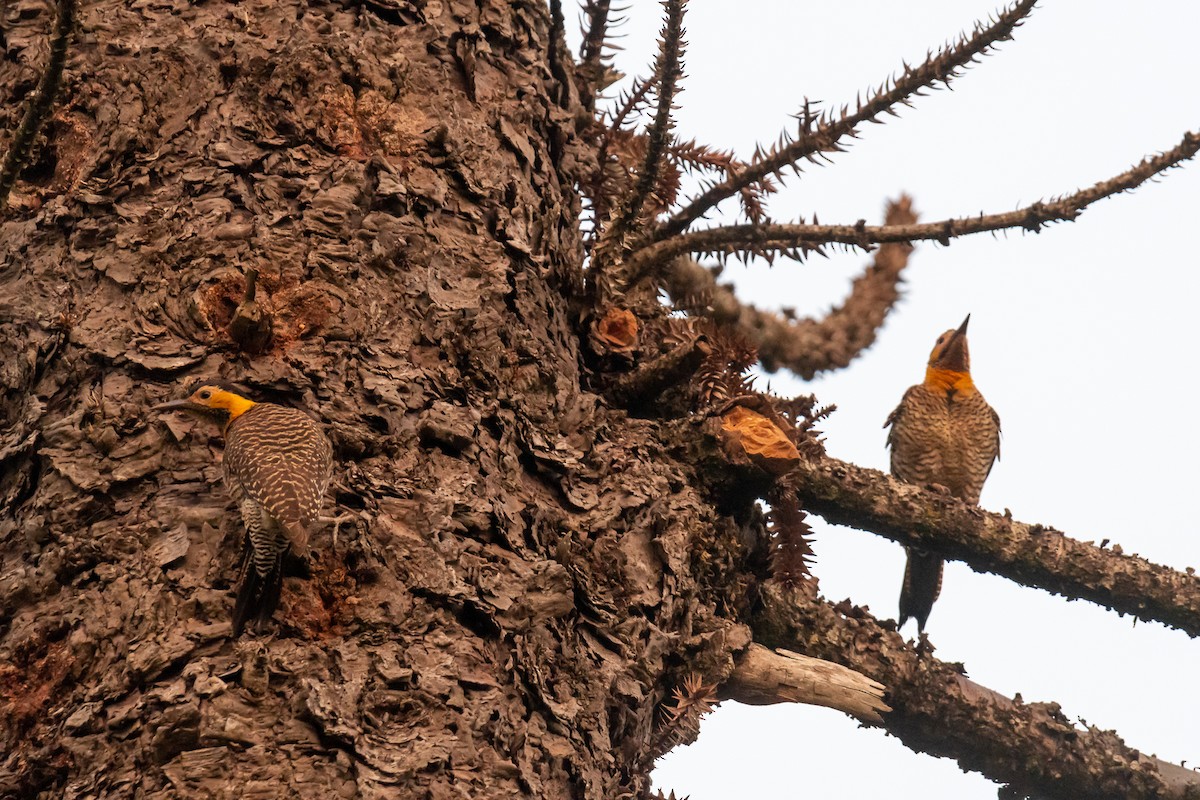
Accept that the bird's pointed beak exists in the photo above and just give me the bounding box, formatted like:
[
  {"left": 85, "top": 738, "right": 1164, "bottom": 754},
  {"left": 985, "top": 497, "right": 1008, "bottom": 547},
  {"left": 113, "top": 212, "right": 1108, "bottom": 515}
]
[
  {"left": 937, "top": 315, "right": 971, "bottom": 371},
  {"left": 153, "top": 399, "right": 201, "bottom": 412}
]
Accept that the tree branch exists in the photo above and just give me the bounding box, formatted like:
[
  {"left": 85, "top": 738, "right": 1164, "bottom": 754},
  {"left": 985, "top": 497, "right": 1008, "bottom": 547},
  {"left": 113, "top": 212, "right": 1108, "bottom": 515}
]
[
  {"left": 654, "top": 0, "right": 1038, "bottom": 241},
  {"left": 610, "top": 0, "right": 686, "bottom": 238},
  {"left": 0, "top": 0, "right": 77, "bottom": 210},
  {"left": 790, "top": 454, "right": 1200, "bottom": 638},
  {"left": 723, "top": 643, "right": 890, "bottom": 724},
  {"left": 577, "top": 0, "right": 616, "bottom": 110},
  {"left": 628, "top": 129, "right": 1200, "bottom": 279},
  {"left": 666, "top": 196, "right": 917, "bottom": 378},
  {"left": 752, "top": 585, "right": 1200, "bottom": 800}
]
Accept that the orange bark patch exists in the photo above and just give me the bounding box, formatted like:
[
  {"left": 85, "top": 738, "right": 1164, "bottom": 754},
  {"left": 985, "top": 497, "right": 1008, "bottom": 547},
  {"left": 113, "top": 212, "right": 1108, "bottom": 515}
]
[
  {"left": 721, "top": 406, "right": 800, "bottom": 475},
  {"left": 196, "top": 270, "right": 341, "bottom": 349},
  {"left": 594, "top": 308, "right": 639, "bottom": 355},
  {"left": 317, "top": 86, "right": 369, "bottom": 160},
  {"left": 0, "top": 640, "right": 74, "bottom": 748},
  {"left": 316, "top": 86, "right": 432, "bottom": 164},
  {"left": 285, "top": 553, "right": 359, "bottom": 640}
]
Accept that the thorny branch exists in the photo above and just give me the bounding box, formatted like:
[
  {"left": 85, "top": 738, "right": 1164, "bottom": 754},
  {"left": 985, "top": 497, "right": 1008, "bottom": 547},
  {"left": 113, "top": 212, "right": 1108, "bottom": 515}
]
[
  {"left": 667, "top": 196, "right": 917, "bottom": 378},
  {"left": 790, "top": 454, "right": 1200, "bottom": 639},
  {"left": 0, "top": 0, "right": 77, "bottom": 210},
  {"left": 609, "top": 0, "right": 686, "bottom": 241},
  {"left": 627, "top": 129, "right": 1200, "bottom": 279},
  {"left": 578, "top": 0, "right": 614, "bottom": 106},
  {"left": 654, "top": 0, "right": 1038, "bottom": 242},
  {"left": 588, "top": 77, "right": 655, "bottom": 229},
  {"left": 752, "top": 585, "right": 1200, "bottom": 800}
]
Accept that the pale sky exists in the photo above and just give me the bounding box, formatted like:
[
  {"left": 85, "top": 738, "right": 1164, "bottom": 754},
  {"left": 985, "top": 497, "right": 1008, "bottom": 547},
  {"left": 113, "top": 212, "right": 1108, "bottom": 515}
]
[{"left": 570, "top": 2, "right": 1200, "bottom": 797}]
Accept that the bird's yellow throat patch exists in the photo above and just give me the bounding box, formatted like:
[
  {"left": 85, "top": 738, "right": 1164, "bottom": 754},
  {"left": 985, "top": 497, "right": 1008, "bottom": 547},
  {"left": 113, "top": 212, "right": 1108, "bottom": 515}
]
[
  {"left": 924, "top": 367, "right": 975, "bottom": 395},
  {"left": 208, "top": 389, "right": 257, "bottom": 421}
]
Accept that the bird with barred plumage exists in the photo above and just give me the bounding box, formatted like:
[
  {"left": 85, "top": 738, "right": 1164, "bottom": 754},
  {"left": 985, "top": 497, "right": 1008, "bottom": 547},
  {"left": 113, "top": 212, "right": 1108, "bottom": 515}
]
[
  {"left": 155, "top": 382, "right": 333, "bottom": 635},
  {"left": 885, "top": 315, "right": 1001, "bottom": 632}
]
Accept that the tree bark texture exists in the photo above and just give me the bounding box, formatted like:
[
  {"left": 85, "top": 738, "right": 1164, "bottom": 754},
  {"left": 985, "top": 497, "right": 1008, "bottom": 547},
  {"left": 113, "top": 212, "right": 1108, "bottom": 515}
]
[
  {"left": 0, "top": 1, "right": 757, "bottom": 796},
  {"left": 2, "top": 2, "right": 1194, "bottom": 799}
]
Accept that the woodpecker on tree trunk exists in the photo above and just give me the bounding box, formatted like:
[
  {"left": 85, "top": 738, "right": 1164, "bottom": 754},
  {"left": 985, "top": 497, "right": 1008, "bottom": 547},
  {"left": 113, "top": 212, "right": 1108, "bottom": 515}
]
[
  {"left": 884, "top": 315, "right": 1000, "bottom": 632},
  {"left": 154, "top": 382, "right": 334, "bottom": 635}
]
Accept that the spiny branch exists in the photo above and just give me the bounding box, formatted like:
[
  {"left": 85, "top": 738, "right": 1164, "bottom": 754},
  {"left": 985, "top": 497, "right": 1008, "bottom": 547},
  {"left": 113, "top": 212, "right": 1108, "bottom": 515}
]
[
  {"left": 790, "top": 454, "right": 1200, "bottom": 639},
  {"left": 628, "top": 129, "right": 1200, "bottom": 278},
  {"left": 653, "top": 672, "right": 718, "bottom": 753},
  {"left": 0, "top": 0, "right": 77, "bottom": 210},
  {"left": 578, "top": 0, "right": 614, "bottom": 107},
  {"left": 671, "top": 138, "right": 775, "bottom": 226},
  {"left": 603, "top": 76, "right": 656, "bottom": 139},
  {"left": 588, "top": 78, "right": 656, "bottom": 229},
  {"left": 753, "top": 584, "right": 1200, "bottom": 800},
  {"left": 766, "top": 481, "right": 817, "bottom": 588},
  {"left": 611, "top": 0, "right": 686, "bottom": 238},
  {"left": 666, "top": 196, "right": 917, "bottom": 378},
  {"left": 654, "top": 0, "right": 1038, "bottom": 241}
]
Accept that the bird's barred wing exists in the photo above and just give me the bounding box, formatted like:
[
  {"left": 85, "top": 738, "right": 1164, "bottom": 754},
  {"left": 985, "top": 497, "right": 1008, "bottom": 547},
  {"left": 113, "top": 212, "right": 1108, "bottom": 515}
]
[
  {"left": 956, "top": 393, "right": 1001, "bottom": 504},
  {"left": 884, "top": 385, "right": 946, "bottom": 484},
  {"left": 981, "top": 403, "right": 1001, "bottom": 482},
  {"left": 224, "top": 405, "right": 332, "bottom": 530}
]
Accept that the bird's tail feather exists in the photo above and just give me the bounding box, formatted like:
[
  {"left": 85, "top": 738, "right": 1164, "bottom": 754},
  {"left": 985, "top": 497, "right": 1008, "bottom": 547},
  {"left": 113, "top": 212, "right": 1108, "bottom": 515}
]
[
  {"left": 899, "top": 549, "right": 943, "bottom": 632},
  {"left": 232, "top": 542, "right": 285, "bottom": 636}
]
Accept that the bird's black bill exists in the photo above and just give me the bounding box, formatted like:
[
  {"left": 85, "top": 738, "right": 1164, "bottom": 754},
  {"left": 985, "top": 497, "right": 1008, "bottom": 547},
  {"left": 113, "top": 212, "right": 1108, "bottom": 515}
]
[
  {"left": 944, "top": 314, "right": 970, "bottom": 350},
  {"left": 152, "top": 399, "right": 203, "bottom": 412}
]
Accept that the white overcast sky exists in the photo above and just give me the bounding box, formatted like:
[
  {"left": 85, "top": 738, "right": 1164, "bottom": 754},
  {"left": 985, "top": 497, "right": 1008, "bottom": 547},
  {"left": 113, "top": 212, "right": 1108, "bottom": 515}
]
[{"left": 569, "top": 2, "right": 1200, "bottom": 797}]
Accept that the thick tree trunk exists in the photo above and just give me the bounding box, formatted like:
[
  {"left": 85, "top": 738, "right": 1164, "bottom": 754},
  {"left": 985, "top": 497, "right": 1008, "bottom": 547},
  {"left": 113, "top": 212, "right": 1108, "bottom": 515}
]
[{"left": 0, "top": 1, "right": 759, "bottom": 796}]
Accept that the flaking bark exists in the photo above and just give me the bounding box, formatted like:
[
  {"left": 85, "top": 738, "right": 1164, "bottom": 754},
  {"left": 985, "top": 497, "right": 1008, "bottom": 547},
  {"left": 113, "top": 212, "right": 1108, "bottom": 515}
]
[
  {"left": 0, "top": 0, "right": 1195, "bottom": 797},
  {"left": 0, "top": 0, "right": 76, "bottom": 209},
  {"left": 0, "top": 1, "right": 751, "bottom": 797}
]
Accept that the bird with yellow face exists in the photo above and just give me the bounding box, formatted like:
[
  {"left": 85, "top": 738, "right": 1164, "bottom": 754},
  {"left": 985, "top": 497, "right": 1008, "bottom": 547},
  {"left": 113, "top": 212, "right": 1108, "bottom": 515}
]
[
  {"left": 885, "top": 316, "right": 1001, "bottom": 632},
  {"left": 155, "top": 381, "right": 333, "bottom": 635}
]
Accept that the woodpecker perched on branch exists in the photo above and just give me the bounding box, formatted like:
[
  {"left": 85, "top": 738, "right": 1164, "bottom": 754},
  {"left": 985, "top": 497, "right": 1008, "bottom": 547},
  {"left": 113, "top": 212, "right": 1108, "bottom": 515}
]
[
  {"left": 885, "top": 315, "right": 1000, "bottom": 632},
  {"left": 155, "top": 382, "right": 333, "bottom": 635}
]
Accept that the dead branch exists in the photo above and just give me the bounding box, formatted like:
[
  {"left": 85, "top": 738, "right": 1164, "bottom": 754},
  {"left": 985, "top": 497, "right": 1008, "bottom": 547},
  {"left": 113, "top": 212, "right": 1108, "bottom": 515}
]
[
  {"left": 654, "top": 0, "right": 1038, "bottom": 241},
  {"left": 627, "top": 129, "right": 1199, "bottom": 278},
  {"left": 227, "top": 268, "right": 274, "bottom": 354},
  {"left": 723, "top": 643, "right": 889, "bottom": 724},
  {"left": 0, "top": 0, "right": 77, "bottom": 210},
  {"left": 790, "top": 454, "right": 1200, "bottom": 638},
  {"left": 666, "top": 196, "right": 917, "bottom": 378},
  {"left": 753, "top": 584, "right": 1200, "bottom": 800}
]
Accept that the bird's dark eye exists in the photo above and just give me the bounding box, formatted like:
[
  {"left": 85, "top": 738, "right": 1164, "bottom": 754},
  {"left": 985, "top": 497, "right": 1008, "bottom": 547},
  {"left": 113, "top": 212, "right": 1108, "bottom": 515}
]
[{"left": 199, "top": 389, "right": 212, "bottom": 400}]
